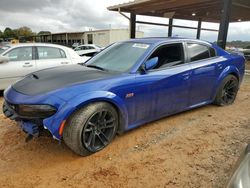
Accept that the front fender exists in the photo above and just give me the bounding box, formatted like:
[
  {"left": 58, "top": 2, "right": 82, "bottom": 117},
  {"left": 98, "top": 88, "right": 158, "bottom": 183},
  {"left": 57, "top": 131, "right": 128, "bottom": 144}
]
[
  {"left": 211, "top": 65, "right": 240, "bottom": 100},
  {"left": 43, "top": 91, "right": 128, "bottom": 139}
]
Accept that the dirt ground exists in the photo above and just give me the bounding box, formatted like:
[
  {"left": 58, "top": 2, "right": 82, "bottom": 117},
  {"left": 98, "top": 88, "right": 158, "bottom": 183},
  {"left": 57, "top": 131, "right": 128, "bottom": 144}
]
[
  {"left": 0, "top": 77, "right": 250, "bottom": 188},
  {"left": 246, "top": 61, "right": 250, "bottom": 71}
]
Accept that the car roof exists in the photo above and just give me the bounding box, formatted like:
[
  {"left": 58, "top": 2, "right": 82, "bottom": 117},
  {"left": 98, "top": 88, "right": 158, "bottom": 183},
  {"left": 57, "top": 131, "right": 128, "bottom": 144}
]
[
  {"left": 126, "top": 37, "right": 213, "bottom": 46},
  {"left": 6, "top": 43, "right": 71, "bottom": 49}
]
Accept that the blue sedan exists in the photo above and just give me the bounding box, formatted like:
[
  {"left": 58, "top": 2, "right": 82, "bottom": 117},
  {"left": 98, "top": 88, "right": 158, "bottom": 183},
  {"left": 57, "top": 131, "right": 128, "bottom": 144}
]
[{"left": 2, "top": 38, "right": 245, "bottom": 156}]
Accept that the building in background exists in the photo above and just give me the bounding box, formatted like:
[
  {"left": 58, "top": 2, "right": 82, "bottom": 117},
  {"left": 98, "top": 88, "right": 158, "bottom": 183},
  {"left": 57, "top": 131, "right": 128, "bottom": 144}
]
[{"left": 36, "top": 29, "right": 144, "bottom": 47}]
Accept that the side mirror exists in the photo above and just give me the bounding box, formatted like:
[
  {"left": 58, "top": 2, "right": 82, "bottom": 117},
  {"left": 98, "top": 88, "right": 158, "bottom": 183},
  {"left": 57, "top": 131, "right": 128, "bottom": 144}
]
[
  {"left": 141, "top": 57, "right": 158, "bottom": 73},
  {"left": 0, "top": 56, "right": 9, "bottom": 64}
]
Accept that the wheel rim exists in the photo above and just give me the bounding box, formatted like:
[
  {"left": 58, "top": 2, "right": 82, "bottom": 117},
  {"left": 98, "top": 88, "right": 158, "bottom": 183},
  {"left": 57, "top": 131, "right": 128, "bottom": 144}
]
[
  {"left": 221, "top": 78, "right": 238, "bottom": 104},
  {"left": 82, "top": 110, "right": 116, "bottom": 152}
]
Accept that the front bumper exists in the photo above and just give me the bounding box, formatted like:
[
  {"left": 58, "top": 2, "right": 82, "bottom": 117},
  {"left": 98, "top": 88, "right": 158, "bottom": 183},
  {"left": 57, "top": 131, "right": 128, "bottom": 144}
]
[
  {"left": 3, "top": 87, "right": 67, "bottom": 139},
  {"left": 3, "top": 101, "right": 20, "bottom": 121},
  {"left": 3, "top": 101, "right": 44, "bottom": 136}
]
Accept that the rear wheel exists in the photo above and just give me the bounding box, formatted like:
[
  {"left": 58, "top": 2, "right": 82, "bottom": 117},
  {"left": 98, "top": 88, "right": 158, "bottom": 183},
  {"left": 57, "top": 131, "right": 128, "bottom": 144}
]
[
  {"left": 214, "top": 75, "right": 239, "bottom": 106},
  {"left": 63, "top": 102, "right": 118, "bottom": 156}
]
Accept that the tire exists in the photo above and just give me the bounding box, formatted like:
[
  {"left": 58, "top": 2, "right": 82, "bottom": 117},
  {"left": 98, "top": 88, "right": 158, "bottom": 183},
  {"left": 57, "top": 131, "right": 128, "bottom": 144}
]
[
  {"left": 214, "top": 75, "right": 239, "bottom": 106},
  {"left": 63, "top": 102, "right": 118, "bottom": 156}
]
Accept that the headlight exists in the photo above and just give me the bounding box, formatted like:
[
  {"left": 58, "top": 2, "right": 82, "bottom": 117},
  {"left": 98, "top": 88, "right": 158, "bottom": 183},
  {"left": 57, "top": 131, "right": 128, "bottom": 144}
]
[
  {"left": 17, "top": 105, "right": 57, "bottom": 118},
  {"left": 227, "top": 144, "right": 250, "bottom": 188}
]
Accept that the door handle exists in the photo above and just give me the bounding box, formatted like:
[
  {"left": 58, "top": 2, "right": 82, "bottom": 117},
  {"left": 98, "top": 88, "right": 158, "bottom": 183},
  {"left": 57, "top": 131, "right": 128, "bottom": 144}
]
[
  {"left": 23, "top": 62, "right": 33, "bottom": 67},
  {"left": 61, "top": 62, "right": 69, "bottom": 64},
  {"left": 182, "top": 73, "right": 190, "bottom": 80},
  {"left": 218, "top": 64, "right": 223, "bottom": 70}
]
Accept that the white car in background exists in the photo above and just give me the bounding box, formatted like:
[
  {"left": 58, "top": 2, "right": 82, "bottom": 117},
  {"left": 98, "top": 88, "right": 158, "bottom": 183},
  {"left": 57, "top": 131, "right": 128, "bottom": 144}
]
[
  {"left": 0, "top": 43, "right": 89, "bottom": 90},
  {"left": 74, "top": 44, "right": 103, "bottom": 57},
  {"left": 72, "top": 42, "right": 80, "bottom": 49}
]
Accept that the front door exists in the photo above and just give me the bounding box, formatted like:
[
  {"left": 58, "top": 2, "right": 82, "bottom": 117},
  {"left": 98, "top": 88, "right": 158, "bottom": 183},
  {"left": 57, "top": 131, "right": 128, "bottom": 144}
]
[
  {"left": 135, "top": 43, "right": 191, "bottom": 121},
  {"left": 0, "top": 46, "right": 36, "bottom": 89},
  {"left": 144, "top": 65, "right": 192, "bottom": 118}
]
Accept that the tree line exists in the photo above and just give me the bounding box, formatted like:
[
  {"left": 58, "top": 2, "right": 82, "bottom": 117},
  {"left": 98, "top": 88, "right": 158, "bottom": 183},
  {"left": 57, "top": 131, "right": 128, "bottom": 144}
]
[
  {"left": 227, "top": 41, "right": 250, "bottom": 49},
  {"left": 0, "top": 26, "right": 51, "bottom": 41}
]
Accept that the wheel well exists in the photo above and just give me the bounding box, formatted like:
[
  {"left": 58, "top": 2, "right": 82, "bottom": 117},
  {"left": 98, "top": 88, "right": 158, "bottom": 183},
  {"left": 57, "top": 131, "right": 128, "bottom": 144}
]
[
  {"left": 65, "top": 100, "right": 124, "bottom": 135},
  {"left": 229, "top": 72, "right": 239, "bottom": 81}
]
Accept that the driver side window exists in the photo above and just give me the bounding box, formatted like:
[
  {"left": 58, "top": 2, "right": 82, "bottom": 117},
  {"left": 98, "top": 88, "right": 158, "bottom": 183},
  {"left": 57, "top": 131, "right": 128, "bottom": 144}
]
[{"left": 148, "top": 43, "right": 185, "bottom": 70}]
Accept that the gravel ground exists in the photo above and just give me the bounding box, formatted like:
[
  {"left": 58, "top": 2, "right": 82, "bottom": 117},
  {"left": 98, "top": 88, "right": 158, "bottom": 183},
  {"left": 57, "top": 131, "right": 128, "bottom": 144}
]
[{"left": 0, "top": 76, "right": 249, "bottom": 188}]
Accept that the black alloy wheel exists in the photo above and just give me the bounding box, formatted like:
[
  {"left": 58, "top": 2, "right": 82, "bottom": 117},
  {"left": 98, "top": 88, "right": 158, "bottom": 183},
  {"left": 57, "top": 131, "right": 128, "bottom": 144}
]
[
  {"left": 221, "top": 78, "right": 238, "bottom": 104},
  {"left": 214, "top": 75, "right": 239, "bottom": 106},
  {"left": 82, "top": 110, "right": 116, "bottom": 152},
  {"left": 63, "top": 102, "right": 118, "bottom": 156}
]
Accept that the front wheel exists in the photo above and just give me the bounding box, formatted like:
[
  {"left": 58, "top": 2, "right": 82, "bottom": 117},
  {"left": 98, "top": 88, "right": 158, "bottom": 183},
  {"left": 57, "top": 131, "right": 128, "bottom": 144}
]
[
  {"left": 214, "top": 75, "right": 239, "bottom": 106},
  {"left": 63, "top": 102, "right": 118, "bottom": 156}
]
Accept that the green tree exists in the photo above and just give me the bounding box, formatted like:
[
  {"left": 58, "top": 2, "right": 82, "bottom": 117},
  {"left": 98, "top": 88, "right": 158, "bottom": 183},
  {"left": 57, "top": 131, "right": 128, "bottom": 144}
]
[
  {"left": 13, "top": 29, "right": 19, "bottom": 38},
  {"left": 246, "top": 46, "right": 250, "bottom": 49},
  {"left": 17, "top": 26, "right": 34, "bottom": 37},
  {"left": 4, "top": 27, "right": 17, "bottom": 39},
  {"left": 0, "top": 30, "right": 2, "bottom": 38}
]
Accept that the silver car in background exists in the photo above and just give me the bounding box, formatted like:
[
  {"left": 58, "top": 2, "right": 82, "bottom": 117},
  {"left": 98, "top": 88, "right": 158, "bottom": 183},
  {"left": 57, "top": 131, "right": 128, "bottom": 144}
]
[
  {"left": 227, "top": 144, "right": 250, "bottom": 188},
  {"left": 74, "top": 44, "right": 103, "bottom": 57},
  {"left": 0, "top": 43, "right": 89, "bottom": 90}
]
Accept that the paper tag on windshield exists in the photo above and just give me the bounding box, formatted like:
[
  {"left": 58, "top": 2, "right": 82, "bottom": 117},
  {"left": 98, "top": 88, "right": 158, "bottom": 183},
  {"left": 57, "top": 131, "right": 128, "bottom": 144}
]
[{"left": 132, "top": 43, "right": 149, "bottom": 49}]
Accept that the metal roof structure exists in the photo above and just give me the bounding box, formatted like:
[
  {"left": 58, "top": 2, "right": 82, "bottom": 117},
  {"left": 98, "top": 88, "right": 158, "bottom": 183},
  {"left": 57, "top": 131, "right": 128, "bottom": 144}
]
[
  {"left": 108, "top": 0, "right": 250, "bottom": 22},
  {"left": 108, "top": 0, "right": 250, "bottom": 48}
]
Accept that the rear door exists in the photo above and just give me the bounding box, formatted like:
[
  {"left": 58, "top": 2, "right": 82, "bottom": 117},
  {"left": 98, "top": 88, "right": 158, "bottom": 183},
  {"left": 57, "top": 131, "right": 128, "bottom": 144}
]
[
  {"left": 0, "top": 46, "right": 36, "bottom": 89},
  {"left": 186, "top": 42, "right": 219, "bottom": 107},
  {"left": 35, "top": 46, "right": 71, "bottom": 71}
]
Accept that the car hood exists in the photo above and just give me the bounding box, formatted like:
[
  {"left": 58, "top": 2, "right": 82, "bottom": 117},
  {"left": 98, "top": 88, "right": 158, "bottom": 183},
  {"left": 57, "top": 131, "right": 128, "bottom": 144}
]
[{"left": 12, "top": 65, "right": 117, "bottom": 96}]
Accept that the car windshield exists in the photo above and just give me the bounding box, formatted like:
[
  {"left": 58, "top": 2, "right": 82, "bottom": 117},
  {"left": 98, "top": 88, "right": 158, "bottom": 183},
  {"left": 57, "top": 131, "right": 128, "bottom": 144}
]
[
  {"left": 86, "top": 42, "right": 151, "bottom": 72},
  {"left": 0, "top": 46, "right": 10, "bottom": 54}
]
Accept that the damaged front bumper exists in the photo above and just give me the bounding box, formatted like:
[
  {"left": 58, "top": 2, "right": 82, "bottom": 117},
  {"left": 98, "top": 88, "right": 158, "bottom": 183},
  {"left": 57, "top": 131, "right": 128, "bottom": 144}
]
[
  {"left": 3, "top": 101, "right": 51, "bottom": 139},
  {"left": 3, "top": 87, "right": 67, "bottom": 140}
]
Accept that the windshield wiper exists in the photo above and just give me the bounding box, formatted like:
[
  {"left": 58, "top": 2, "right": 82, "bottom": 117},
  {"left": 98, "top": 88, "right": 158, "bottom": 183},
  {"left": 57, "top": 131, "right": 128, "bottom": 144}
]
[{"left": 86, "top": 65, "right": 106, "bottom": 71}]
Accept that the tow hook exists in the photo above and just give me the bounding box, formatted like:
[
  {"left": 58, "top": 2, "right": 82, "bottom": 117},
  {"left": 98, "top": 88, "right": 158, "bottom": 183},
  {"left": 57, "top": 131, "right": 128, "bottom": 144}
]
[{"left": 21, "top": 121, "right": 40, "bottom": 142}]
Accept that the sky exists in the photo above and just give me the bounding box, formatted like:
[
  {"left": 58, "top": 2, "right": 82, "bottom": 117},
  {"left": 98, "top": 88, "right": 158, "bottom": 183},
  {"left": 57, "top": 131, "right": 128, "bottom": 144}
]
[{"left": 0, "top": 0, "right": 250, "bottom": 42}]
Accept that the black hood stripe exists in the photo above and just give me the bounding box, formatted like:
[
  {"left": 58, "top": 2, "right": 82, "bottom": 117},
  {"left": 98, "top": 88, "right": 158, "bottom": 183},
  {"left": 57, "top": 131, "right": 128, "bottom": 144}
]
[{"left": 13, "top": 65, "right": 116, "bottom": 95}]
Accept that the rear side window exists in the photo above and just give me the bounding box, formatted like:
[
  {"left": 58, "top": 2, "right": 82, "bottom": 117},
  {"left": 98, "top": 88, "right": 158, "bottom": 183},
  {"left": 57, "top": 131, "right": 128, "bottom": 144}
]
[
  {"left": 4, "top": 47, "right": 32, "bottom": 61},
  {"left": 187, "top": 43, "right": 215, "bottom": 62},
  {"left": 37, "top": 47, "right": 66, "bottom": 59}
]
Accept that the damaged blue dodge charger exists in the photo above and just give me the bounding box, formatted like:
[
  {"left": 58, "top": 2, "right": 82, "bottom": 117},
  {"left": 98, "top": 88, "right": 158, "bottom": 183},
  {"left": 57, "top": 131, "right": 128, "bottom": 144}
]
[{"left": 2, "top": 38, "right": 245, "bottom": 156}]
